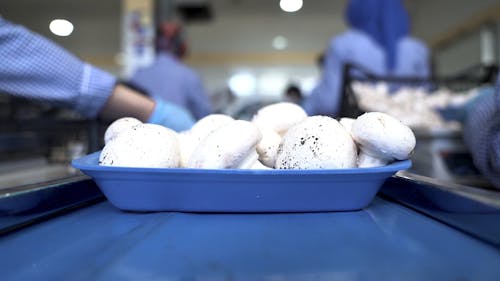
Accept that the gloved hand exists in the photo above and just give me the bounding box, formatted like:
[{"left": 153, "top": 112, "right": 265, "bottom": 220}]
[
  {"left": 147, "top": 99, "right": 195, "bottom": 132},
  {"left": 437, "top": 105, "right": 468, "bottom": 123},
  {"left": 437, "top": 86, "right": 495, "bottom": 123}
]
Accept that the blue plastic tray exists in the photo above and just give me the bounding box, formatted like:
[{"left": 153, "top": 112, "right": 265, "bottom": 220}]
[{"left": 72, "top": 152, "right": 411, "bottom": 212}]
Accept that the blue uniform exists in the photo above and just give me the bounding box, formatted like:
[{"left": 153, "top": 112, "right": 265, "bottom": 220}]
[
  {"left": 130, "top": 53, "right": 212, "bottom": 120},
  {"left": 0, "top": 17, "right": 115, "bottom": 118},
  {"left": 393, "top": 36, "right": 431, "bottom": 78},
  {"left": 303, "top": 0, "right": 384, "bottom": 117},
  {"left": 302, "top": 30, "right": 386, "bottom": 116},
  {"left": 379, "top": 0, "right": 431, "bottom": 79}
]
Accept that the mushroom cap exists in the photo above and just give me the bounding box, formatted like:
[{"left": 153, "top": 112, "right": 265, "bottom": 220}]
[
  {"left": 189, "top": 114, "right": 235, "bottom": 137},
  {"left": 250, "top": 160, "right": 272, "bottom": 170},
  {"left": 187, "top": 120, "right": 262, "bottom": 169},
  {"left": 339, "top": 117, "right": 356, "bottom": 136},
  {"left": 252, "top": 102, "right": 308, "bottom": 135},
  {"left": 351, "top": 112, "right": 416, "bottom": 161},
  {"left": 276, "top": 116, "right": 357, "bottom": 169},
  {"left": 256, "top": 127, "right": 282, "bottom": 168},
  {"left": 104, "top": 117, "right": 142, "bottom": 144},
  {"left": 178, "top": 114, "right": 234, "bottom": 167},
  {"left": 99, "top": 123, "right": 180, "bottom": 168}
]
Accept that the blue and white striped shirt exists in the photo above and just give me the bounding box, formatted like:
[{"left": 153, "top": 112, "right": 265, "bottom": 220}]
[
  {"left": 0, "top": 17, "right": 116, "bottom": 118},
  {"left": 463, "top": 81, "right": 500, "bottom": 189}
]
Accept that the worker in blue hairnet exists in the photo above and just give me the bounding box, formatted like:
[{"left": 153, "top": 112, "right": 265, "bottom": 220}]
[
  {"left": 302, "top": 0, "right": 386, "bottom": 117},
  {"left": 129, "top": 21, "right": 213, "bottom": 120},
  {"left": 303, "top": 0, "right": 431, "bottom": 117}
]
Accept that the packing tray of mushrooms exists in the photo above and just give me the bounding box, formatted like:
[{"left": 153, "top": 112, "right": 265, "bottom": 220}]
[{"left": 71, "top": 103, "right": 413, "bottom": 212}]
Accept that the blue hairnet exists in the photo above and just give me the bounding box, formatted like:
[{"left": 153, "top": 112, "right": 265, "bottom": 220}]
[
  {"left": 345, "top": 0, "right": 411, "bottom": 71},
  {"left": 379, "top": 0, "right": 410, "bottom": 70},
  {"left": 345, "top": 0, "right": 380, "bottom": 41}
]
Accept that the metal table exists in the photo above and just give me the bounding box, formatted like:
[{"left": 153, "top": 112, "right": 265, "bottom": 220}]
[{"left": 1, "top": 175, "right": 499, "bottom": 281}]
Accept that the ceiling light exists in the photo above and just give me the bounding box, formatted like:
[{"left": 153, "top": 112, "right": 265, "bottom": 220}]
[
  {"left": 272, "top": 36, "right": 288, "bottom": 50},
  {"left": 49, "top": 19, "right": 74, "bottom": 37},
  {"left": 280, "top": 0, "right": 303, "bottom": 13}
]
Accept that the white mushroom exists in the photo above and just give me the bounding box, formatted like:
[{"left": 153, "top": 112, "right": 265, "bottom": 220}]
[
  {"left": 250, "top": 160, "right": 272, "bottom": 170},
  {"left": 187, "top": 120, "right": 262, "bottom": 169},
  {"left": 251, "top": 102, "right": 308, "bottom": 136},
  {"left": 339, "top": 117, "right": 356, "bottom": 136},
  {"left": 190, "top": 114, "right": 235, "bottom": 136},
  {"left": 104, "top": 117, "right": 142, "bottom": 144},
  {"left": 351, "top": 112, "right": 416, "bottom": 168},
  {"left": 99, "top": 123, "right": 180, "bottom": 168},
  {"left": 178, "top": 114, "right": 234, "bottom": 167},
  {"left": 275, "top": 116, "right": 357, "bottom": 169},
  {"left": 176, "top": 131, "right": 194, "bottom": 167},
  {"left": 256, "top": 127, "right": 282, "bottom": 168}
]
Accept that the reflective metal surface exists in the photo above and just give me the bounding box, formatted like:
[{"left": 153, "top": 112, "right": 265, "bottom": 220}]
[
  {"left": 0, "top": 176, "right": 103, "bottom": 235},
  {"left": 382, "top": 173, "right": 500, "bottom": 248},
  {"left": 396, "top": 171, "right": 500, "bottom": 208},
  {"left": 409, "top": 127, "right": 494, "bottom": 188},
  {"left": 0, "top": 158, "right": 76, "bottom": 191}
]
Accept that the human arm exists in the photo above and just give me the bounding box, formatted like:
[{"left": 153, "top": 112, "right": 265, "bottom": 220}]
[
  {"left": 0, "top": 17, "right": 193, "bottom": 131},
  {"left": 98, "top": 84, "right": 155, "bottom": 122},
  {"left": 0, "top": 16, "right": 115, "bottom": 118},
  {"left": 462, "top": 86, "right": 500, "bottom": 189},
  {"left": 101, "top": 83, "right": 195, "bottom": 131}
]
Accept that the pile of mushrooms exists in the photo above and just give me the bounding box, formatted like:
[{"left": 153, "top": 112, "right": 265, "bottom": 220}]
[
  {"left": 99, "top": 102, "right": 416, "bottom": 169},
  {"left": 351, "top": 81, "right": 480, "bottom": 129}
]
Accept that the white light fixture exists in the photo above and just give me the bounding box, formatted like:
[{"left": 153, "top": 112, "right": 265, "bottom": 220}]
[
  {"left": 258, "top": 73, "right": 287, "bottom": 96},
  {"left": 272, "top": 36, "right": 288, "bottom": 50},
  {"left": 228, "top": 72, "right": 256, "bottom": 97},
  {"left": 300, "top": 76, "right": 317, "bottom": 94},
  {"left": 49, "top": 19, "right": 74, "bottom": 37},
  {"left": 280, "top": 0, "right": 303, "bottom": 13}
]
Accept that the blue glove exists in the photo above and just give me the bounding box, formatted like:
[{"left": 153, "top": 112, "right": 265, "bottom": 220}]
[
  {"left": 437, "top": 105, "right": 468, "bottom": 123},
  {"left": 147, "top": 99, "right": 195, "bottom": 132},
  {"left": 437, "top": 86, "right": 495, "bottom": 123}
]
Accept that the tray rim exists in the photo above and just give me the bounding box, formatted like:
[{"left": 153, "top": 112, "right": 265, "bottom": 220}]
[{"left": 72, "top": 151, "right": 412, "bottom": 176}]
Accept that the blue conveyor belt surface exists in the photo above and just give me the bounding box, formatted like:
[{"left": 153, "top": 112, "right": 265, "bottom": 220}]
[{"left": 0, "top": 197, "right": 499, "bottom": 281}]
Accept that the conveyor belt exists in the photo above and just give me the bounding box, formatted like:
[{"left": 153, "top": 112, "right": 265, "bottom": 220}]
[
  {"left": 1, "top": 198, "right": 500, "bottom": 280},
  {"left": 0, "top": 176, "right": 499, "bottom": 280}
]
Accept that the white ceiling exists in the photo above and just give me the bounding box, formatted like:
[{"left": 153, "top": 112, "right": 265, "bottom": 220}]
[
  {"left": 0, "top": 0, "right": 346, "bottom": 55},
  {"left": 2, "top": 0, "right": 500, "bottom": 68},
  {"left": 209, "top": 0, "right": 344, "bottom": 17},
  {"left": 187, "top": 1, "right": 347, "bottom": 54}
]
